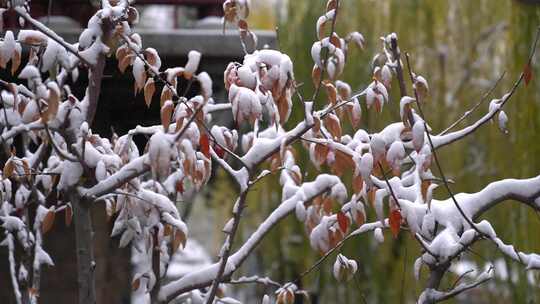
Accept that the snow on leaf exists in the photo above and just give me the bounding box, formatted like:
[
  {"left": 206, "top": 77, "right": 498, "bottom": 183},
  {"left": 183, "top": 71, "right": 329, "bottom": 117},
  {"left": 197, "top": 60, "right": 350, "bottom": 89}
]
[
  {"left": 333, "top": 254, "right": 358, "bottom": 282},
  {"left": 198, "top": 72, "right": 213, "bottom": 100},
  {"left": 143, "top": 48, "right": 161, "bottom": 70},
  {"left": 148, "top": 131, "right": 172, "bottom": 181},
  {"left": 17, "top": 30, "right": 47, "bottom": 45},
  {"left": 414, "top": 75, "right": 429, "bottom": 100},
  {"left": 370, "top": 134, "right": 386, "bottom": 162},
  {"left": 498, "top": 110, "right": 509, "bottom": 134},
  {"left": 276, "top": 286, "right": 295, "bottom": 304},
  {"left": 374, "top": 227, "right": 384, "bottom": 243},
  {"left": 412, "top": 120, "right": 425, "bottom": 152},
  {"left": 184, "top": 50, "right": 201, "bottom": 79},
  {"left": 18, "top": 65, "right": 40, "bottom": 80},
  {"left": 119, "top": 228, "right": 135, "bottom": 248},
  {"left": 414, "top": 257, "right": 423, "bottom": 280},
  {"left": 347, "top": 31, "right": 365, "bottom": 50},
  {"left": 132, "top": 57, "right": 146, "bottom": 95},
  {"left": 36, "top": 246, "right": 54, "bottom": 266}
]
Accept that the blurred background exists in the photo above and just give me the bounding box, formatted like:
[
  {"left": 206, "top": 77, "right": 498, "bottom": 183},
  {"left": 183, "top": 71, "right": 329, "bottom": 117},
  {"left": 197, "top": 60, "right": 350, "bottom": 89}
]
[{"left": 1, "top": 0, "right": 540, "bottom": 303}]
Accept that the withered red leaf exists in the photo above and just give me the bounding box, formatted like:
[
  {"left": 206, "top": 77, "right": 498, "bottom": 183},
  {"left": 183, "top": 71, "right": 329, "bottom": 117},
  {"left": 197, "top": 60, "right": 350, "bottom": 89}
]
[
  {"left": 199, "top": 133, "right": 211, "bottom": 159},
  {"left": 389, "top": 209, "right": 402, "bottom": 238},
  {"left": 337, "top": 211, "right": 349, "bottom": 233}
]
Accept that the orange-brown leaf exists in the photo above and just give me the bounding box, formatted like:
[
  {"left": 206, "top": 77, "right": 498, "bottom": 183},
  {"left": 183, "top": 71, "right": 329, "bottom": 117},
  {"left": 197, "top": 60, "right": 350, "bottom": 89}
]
[
  {"left": 11, "top": 48, "right": 21, "bottom": 76},
  {"left": 312, "top": 65, "right": 322, "bottom": 89},
  {"left": 332, "top": 150, "right": 353, "bottom": 176},
  {"left": 389, "top": 209, "right": 401, "bottom": 238},
  {"left": 337, "top": 211, "right": 349, "bottom": 233},
  {"left": 160, "top": 87, "right": 173, "bottom": 107},
  {"left": 324, "top": 83, "right": 338, "bottom": 105},
  {"left": 314, "top": 143, "right": 329, "bottom": 166},
  {"left": 352, "top": 174, "right": 363, "bottom": 194},
  {"left": 42, "top": 210, "right": 55, "bottom": 234},
  {"left": 163, "top": 224, "right": 173, "bottom": 236},
  {"left": 3, "top": 159, "right": 15, "bottom": 179},
  {"left": 354, "top": 208, "right": 365, "bottom": 226},
  {"left": 324, "top": 113, "right": 342, "bottom": 139},
  {"left": 160, "top": 100, "right": 174, "bottom": 131},
  {"left": 421, "top": 180, "right": 430, "bottom": 202},
  {"left": 175, "top": 180, "right": 184, "bottom": 194},
  {"left": 199, "top": 133, "right": 210, "bottom": 158},
  {"left": 132, "top": 278, "right": 141, "bottom": 291},
  {"left": 322, "top": 197, "right": 333, "bottom": 214},
  {"left": 326, "top": 0, "right": 338, "bottom": 11}
]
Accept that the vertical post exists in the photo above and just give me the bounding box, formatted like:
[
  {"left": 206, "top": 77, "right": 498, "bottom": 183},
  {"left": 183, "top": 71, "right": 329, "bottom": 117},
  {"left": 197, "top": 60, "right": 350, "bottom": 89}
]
[{"left": 70, "top": 191, "right": 96, "bottom": 304}]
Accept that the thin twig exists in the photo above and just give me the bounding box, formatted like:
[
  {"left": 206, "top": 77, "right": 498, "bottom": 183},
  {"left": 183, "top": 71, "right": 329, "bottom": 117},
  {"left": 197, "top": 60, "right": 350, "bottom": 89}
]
[
  {"left": 377, "top": 162, "right": 401, "bottom": 209},
  {"left": 449, "top": 269, "right": 474, "bottom": 291},
  {"left": 439, "top": 72, "right": 506, "bottom": 135}
]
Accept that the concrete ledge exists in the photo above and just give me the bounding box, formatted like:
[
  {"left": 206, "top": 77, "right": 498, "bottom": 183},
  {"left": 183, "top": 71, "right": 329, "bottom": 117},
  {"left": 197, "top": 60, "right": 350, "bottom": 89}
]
[{"left": 53, "top": 28, "right": 277, "bottom": 58}]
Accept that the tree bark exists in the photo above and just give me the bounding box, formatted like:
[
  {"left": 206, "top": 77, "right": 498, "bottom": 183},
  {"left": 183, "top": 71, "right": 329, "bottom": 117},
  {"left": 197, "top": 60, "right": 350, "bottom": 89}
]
[{"left": 70, "top": 191, "right": 96, "bottom": 304}]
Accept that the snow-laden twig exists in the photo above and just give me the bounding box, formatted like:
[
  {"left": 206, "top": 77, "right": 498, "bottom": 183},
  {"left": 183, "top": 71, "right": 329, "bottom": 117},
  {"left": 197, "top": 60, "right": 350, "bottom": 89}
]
[
  {"left": 439, "top": 72, "right": 505, "bottom": 135},
  {"left": 418, "top": 266, "right": 493, "bottom": 304},
  {"left": 82, "top": 155, "right": 149, "bottom": 199},
  {"left": 228, "top": 275, "right": 282, "bottom": 288}
]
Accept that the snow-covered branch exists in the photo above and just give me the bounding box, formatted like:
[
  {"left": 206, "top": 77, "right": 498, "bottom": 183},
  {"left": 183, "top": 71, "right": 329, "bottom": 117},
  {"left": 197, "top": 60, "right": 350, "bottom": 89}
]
[
  {"left": 418, "top": 267, "right": 493, "bottom": 304},
  {"left": 159, "top": 174, "right": 344, "bottom": 302}
]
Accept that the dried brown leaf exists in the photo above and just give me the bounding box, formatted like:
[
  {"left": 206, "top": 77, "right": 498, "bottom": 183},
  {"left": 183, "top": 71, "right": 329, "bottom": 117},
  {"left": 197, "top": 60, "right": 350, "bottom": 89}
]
[
  {"left": 144, "top": 78, "right": 155, "bottom": 108},
  {"left": 42, "top": 209, "right": 55, "bottom": 234}
]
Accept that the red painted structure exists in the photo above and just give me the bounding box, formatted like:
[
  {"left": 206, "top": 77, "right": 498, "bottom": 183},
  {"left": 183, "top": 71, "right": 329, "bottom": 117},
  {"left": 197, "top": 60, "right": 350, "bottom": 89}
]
[{"left": 3, "top": 0, "right": 224, "bottom": 28}]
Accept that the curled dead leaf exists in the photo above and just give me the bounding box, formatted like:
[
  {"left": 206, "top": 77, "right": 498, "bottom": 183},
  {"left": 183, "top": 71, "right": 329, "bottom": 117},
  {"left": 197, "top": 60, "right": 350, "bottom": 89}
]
[
  {"left": 324, "top": 113, "right": 342, "bottom": 139},
  {"left": 3, "top": 159, "right": 14, "bottom": 179},
  {"left": 172, "top": 228, "right": 186, "bottom": 253}
]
